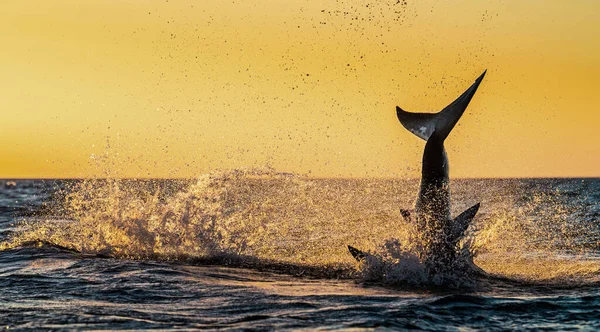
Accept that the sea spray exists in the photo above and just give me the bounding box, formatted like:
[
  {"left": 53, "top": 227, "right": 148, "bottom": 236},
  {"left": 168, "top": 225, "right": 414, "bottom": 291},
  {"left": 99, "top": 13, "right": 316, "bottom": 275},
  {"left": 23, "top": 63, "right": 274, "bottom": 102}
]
[{"left": 2, "top": 172, "right": 599, "bottom": 286}]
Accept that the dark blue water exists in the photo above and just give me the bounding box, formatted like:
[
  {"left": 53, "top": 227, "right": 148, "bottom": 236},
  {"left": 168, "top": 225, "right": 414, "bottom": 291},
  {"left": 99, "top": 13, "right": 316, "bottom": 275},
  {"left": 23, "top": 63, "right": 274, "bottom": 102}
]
[{"left": 1, "top": 177, "right": 599, "bottom": 330}]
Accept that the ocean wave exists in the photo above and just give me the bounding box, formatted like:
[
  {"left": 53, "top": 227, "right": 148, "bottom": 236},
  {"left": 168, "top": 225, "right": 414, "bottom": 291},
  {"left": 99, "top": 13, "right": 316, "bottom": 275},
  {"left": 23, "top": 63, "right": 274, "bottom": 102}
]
[{"left": 1, "top": 170, "right": 600, "bottom": 288}]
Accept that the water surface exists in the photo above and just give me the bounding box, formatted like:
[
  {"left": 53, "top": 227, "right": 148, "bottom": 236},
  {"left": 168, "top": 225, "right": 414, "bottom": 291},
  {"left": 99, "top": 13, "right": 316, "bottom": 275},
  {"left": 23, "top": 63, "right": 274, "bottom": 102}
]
[{"left": 1, "top": 174, "right": 599, "bottom": 330}]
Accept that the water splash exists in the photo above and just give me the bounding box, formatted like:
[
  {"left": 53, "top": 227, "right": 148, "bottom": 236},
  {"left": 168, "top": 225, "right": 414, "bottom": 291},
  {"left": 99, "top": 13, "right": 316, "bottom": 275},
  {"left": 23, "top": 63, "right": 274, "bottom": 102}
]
[
  {"left": 471, "top": 182, "right": 600, "bottom": 283},
  {"left": 2, "top": 173, "right": 599, "bottom": 287}
]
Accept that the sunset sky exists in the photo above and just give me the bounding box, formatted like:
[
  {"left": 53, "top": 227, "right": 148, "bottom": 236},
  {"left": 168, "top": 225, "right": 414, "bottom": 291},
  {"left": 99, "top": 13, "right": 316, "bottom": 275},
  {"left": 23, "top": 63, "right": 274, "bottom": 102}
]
[{"left": 1, "top": 0, "right": 599, "bottom": 178}]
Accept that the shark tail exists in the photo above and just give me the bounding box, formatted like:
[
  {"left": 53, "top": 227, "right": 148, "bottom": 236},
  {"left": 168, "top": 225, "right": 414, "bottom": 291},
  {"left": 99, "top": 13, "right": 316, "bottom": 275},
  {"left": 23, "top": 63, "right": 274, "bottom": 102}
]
[{"left": 396, "top": 70, "right": 486, "bottom": 141}]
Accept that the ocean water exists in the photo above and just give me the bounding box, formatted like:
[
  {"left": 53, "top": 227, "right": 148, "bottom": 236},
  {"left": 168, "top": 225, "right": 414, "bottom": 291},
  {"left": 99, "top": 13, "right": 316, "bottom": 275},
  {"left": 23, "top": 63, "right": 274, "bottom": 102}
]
[{"left": 1, "top": 172, "right": 599, "bottom": 330}]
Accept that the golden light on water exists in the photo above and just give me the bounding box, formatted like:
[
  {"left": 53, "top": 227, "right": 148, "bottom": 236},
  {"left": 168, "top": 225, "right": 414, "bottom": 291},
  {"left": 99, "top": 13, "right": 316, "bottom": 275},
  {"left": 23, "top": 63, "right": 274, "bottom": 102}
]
[
  {"left": 4, "top": 172, "right": 599, "bottom": 284},
  {"left": 1, "top": 0, "right": 599, "bottom": 178}
]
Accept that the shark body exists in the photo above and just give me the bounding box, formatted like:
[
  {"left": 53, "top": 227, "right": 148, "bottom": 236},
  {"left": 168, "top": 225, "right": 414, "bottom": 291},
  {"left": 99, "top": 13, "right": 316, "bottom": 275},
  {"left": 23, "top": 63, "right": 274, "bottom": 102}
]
[{"left": 349, "top": 71, "right": 487, "bottom": 273}]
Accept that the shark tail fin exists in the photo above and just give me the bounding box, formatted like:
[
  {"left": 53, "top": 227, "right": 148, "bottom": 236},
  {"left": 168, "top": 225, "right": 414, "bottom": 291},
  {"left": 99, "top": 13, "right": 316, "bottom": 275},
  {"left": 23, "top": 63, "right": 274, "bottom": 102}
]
[
  {"left": 449, "top": 202, "right": 480, "bottom": 245},
  {"left": 396, "top": 70, "right": 486, "bottom": 141}
]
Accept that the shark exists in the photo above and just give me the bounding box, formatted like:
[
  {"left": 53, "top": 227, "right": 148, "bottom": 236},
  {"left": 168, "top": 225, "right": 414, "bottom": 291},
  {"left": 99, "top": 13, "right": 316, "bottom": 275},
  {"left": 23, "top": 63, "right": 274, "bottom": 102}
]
[{"left": 349, "top": 70, "right": 487, "bottom": 273}]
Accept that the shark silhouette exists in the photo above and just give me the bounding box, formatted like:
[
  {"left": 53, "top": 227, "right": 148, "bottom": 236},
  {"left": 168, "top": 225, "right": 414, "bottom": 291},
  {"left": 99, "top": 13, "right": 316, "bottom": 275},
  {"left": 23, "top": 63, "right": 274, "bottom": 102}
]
[{"left": 349, "top": 70, "right": 486, "bottom": 273}]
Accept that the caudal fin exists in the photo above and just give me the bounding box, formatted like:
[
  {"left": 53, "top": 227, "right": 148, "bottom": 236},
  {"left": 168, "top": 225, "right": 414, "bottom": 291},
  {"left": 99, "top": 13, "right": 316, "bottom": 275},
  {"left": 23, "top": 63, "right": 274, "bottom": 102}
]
[{"left": 396, "top": 70, "right": 486, "bottom": 141}]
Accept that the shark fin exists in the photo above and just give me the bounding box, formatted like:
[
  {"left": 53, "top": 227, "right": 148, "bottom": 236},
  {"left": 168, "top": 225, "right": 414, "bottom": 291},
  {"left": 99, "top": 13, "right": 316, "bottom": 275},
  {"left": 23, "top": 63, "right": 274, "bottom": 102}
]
[
  {"left": 396, "top": 70, "right": 486, "bottom": 141},
  {"left": 400, "top": 208, "right": 412, "bottom": 222},
  {"left": 449, "top": 203, "right": 480, "bottom": 244},
  {"left": 347, "top": 245, "right": 366, "bottom": 262}
]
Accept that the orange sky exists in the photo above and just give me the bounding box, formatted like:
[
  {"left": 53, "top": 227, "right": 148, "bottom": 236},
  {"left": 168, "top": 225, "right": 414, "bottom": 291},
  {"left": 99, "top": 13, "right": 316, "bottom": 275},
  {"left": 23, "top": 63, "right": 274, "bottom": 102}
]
[{"left": 1, "top": 0, "right": 599, "bottom": 178}]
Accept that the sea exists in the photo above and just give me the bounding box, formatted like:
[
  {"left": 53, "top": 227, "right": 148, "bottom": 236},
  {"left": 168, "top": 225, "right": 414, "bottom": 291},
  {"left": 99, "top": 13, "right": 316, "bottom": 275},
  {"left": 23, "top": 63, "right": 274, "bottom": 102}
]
[{"left": 1, "top": 170, "right": 599, "bottom": 330}]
